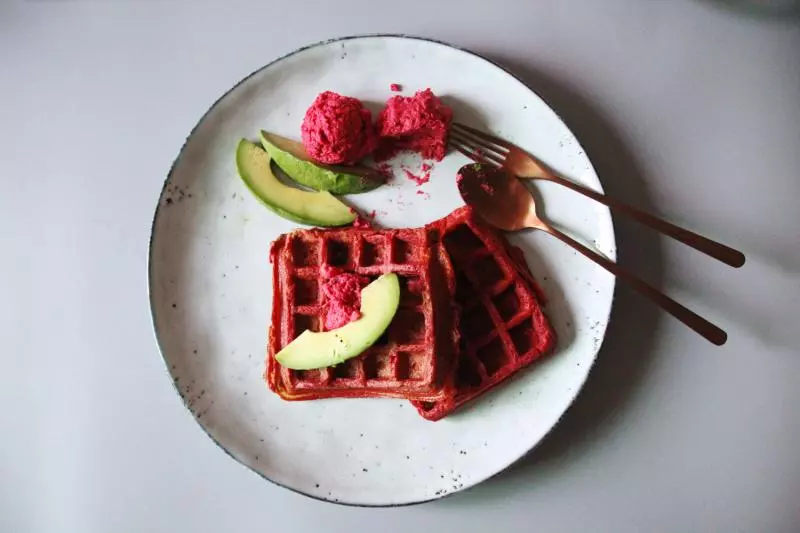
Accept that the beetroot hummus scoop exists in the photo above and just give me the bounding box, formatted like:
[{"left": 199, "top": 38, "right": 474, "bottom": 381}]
[
  {"left": 376, "top": 88, "right": 453, "bottom": 161},
  {"left": 301, "top": 91, "right": 377, "bottom": 165}
]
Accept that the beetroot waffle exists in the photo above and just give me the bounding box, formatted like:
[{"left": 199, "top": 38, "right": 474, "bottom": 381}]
[
  {"left": 266, "top": 225, "right": 458, "bottom": 402},
  {"left": 413, "top": 206, "right": 556, "bottom": 421}
]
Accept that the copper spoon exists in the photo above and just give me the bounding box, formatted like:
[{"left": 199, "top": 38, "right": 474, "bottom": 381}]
[{"left": 457, "top": 163, "right": 727, "bottom": 346}]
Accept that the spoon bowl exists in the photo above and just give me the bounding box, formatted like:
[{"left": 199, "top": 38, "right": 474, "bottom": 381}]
[{"left": 456, "top": 163, "right": 535, "bottom": 231}]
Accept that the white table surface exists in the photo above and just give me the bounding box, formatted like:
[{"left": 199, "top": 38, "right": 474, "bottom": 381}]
[{"left": 2, "top": 1, "right": 799, "bottom": 531}]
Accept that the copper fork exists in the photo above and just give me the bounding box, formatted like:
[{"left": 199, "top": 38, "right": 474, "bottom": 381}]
[{"left": 449, "top": 122, "right": 746, "bottom": 268}]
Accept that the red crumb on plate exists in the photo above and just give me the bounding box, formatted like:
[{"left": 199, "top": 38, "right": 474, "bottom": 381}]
[
  {"left": 403, "top": 168, "right": 430, "bottom": 186},
  {"left": 352, "top": 216, "right": 372, "bottom": 229},
  {"left": 301, "top": 91, "right": 376, "bottom": 165},
  {"left": 390, "top": 83, "right": 402, "bottom": 92},
  {"left": 350, "top": 208, "right": 378, "bottom": 228},
  {"left": 320, "top": 264, "right": 369, "bottom": 330},
  {"left": 375, "top": 162, "right": 394, "bottom": 183},
  {"left": 375, "top": 88, "right": 453, "bottom": 161}
]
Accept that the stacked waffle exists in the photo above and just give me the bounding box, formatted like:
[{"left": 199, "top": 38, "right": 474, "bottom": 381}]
[{"left": 266, "top": 206, "right": 556, "bottom": 420}]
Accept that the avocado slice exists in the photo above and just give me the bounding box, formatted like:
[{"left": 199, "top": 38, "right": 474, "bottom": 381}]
[
  {"left": 235, "top": 139, "right": 355, "bottom": 227},
  {"left": 276, "top": 273, "right": 400, "bottom": 370},
  {"left": 260, "top": 131, "right": 384, "bottom": 194}
]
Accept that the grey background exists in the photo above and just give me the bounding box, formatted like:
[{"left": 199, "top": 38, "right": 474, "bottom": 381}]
[{"left": 1, "top": 1, "right": 798, "bottom": 531}]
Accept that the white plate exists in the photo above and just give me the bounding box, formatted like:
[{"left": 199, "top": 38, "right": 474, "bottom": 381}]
[{"left": 148, "top": 35, "right": 616, "bottom": 506}]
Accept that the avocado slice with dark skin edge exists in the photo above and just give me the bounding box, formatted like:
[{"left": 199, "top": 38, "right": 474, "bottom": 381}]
[
  {"left": 260, "top": 131, "right": 385, "bottom": 194},
  {"left": 235, "top": 139, "right": 356, "bottom": 227}
]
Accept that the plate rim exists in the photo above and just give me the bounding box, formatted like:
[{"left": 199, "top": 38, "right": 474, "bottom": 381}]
[{"left": 147, "top": 32, "right": 617, "bottom": 507}]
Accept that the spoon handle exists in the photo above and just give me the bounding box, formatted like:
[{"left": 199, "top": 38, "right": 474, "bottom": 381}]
[
  {"left": 538, "top": 174, "right": 745, "bottom": 268},
  {"left": 542, "top": 223, "right": 728, "bottom": 345}
]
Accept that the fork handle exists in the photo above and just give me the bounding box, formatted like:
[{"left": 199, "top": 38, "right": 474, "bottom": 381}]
[
  {"left": 537, "top": 174, "right": 745, "bottom": 268},
  {"left": 539, "top": 222, "right": 727, "bottom": 346}
]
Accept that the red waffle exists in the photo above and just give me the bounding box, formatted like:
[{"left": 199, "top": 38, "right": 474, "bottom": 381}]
[
  {"left": 413, "top": 206, "right": 556, "bottom": 421},
  {"left": 266, "top": 225, "right": 458, "bottom": 401}
]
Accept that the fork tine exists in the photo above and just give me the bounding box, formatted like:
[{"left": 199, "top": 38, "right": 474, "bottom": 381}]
[
  {"left": 450, "top": 131, "right": 508, "bottom": 161},
  {"left": 452, "top": 122, "right": 516, "bottom": 151},
  {"left": 448, "top": 138, "right": 503, "bottom": 168}
]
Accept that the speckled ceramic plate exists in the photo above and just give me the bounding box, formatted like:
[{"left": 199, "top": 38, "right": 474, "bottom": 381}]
[{"left": 148, "top": 35, "right": 616, "bottom": 506}]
